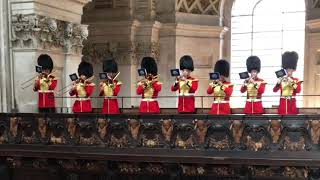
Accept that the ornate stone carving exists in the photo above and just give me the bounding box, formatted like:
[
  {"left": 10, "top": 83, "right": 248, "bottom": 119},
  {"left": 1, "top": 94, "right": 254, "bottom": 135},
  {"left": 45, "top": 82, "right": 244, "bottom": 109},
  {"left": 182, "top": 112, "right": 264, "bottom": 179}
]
[
  {"left": 136, "top": 41, "right": 160, "bottom": 61},
  {"left": 308, "top": 120, "right": 320, "bottom": 144},
  {"left": 38, "top": 117, "right": 48, "bottom": 140},
  {"left": 140, "top": 122, "right": 163, "bottom": 148},
  {"left": 206, "top": 123, "right": 232, "bottom": 150},
  {"left": 79, "top": 121, "right": 102, "bottom": 145},
  {"left": 11, "top": 14, "right": 88, "bottom": 54},
  {"left": 21, "top": 120, "right": 37, "bottom": 144},
  {"left": 128, "top": 119, "right": 141, "bottom": 141},
  {"left": 193, "top": 119, "right": 209, "bottom": 145},
  {"left": 230, "top": 120, "right": 244, "bottom": 144},
  {"left": 283, "top": 167, "right": 308, "bottom": 178},
  {"left": 176, "top": 0, "right": 220, "bottom": 15},
  {"left": 281, "top": 127, "right": 311, "bottom": 151},
  {"left": 66, "top": 118, "right": 78, "bottom": 140},
  {"left": 109, "top": 122, "right": 130, "bottom": 148},
  {"left": 97, "top": 118, "right": 109, "bottom": 141},
  {"left": 312, "top": 0, "right": 320, "bottom": 8},
  {"left": 160, "top": 119, "right": 174, "bottom": 142},
  {"left": 268, "top": 120, "right": 282, "bottom": 144},
  {"left": 0, "top": 121, "right": 8, "bottom": 144},
  {"left": 243, "top": 125, "right": 270, "bottom": 151},
  {"left": 9, "top": 117, "right": 20, "bottom": 139},
  {"left": 180, "top": 164, "right": 205, "bottom": 176},
  {"left": 49, "top": 121, "right": 66, "bottom": 145},
  {"left": 82, "top": 41, "right": 137, "bottom": 65},
  {"left": 174, "top": 123, "right": 197, "bottom": 149}
]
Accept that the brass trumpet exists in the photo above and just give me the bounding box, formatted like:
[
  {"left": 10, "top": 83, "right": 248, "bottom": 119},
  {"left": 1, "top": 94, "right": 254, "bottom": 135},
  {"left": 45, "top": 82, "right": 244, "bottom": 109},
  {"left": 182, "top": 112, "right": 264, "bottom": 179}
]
[
  {"left": 58, "top": 76, "right": 95, "bottom": 95},
  {"left": 138, "top": 74, "right": 159, "bottom": 87}
]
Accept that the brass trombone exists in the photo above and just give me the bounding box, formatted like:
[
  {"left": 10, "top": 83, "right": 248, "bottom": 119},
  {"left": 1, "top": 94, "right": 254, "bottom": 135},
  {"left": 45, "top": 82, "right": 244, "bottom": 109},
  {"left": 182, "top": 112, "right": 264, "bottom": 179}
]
[
  {"left": 59, "top": 75, "right": 95, "bottom": 95},
  {"left": 21, "top": 71, "right": 56, "bottom": 90}
]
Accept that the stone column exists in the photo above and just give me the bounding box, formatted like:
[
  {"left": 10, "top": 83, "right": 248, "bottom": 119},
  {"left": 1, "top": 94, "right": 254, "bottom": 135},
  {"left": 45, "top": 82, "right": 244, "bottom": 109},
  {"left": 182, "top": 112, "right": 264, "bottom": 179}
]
[
  {"left": 9, "top": 0, "right": 90, "bottom": 112},
  {"left": 0, "top": 0, "right": 12, "bottom": 112},
  {"left": 305, "top": 19, "right": 320, "bottom": 108}
]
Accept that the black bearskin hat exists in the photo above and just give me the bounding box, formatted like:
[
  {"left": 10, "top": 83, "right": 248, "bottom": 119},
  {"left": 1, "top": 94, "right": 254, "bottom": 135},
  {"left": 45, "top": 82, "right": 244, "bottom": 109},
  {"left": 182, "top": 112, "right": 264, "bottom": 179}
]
[
  {"left": 78, "top": 61, "right": 93, "bottom": 77},
  {"left": 246, "top": 56, "right": 261, "bottom": 73},
  {"left": 37, "top": 54, "right": 53, "bottom": 72},
  {"left": 179, "top": 55, "right": 194, "bottom": 71},
  {"left": 214, "top": 59, "right": 230, "bottom": 78},
  {"left": 103, "top": 58, "right": 118, "bottom": 73},
  {"left": 141, "top": 57, "right": 158, "bottom": 76},
  {"left": 282, "top": 51, "right": 298, "bottom": 70}
]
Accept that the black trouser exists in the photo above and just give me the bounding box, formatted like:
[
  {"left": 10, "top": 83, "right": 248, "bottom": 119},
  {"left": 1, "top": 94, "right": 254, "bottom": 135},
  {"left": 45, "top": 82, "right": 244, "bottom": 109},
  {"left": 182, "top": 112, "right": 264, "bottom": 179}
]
[{"left": 39, "top": 108, "right": 56, "bottom": 113}]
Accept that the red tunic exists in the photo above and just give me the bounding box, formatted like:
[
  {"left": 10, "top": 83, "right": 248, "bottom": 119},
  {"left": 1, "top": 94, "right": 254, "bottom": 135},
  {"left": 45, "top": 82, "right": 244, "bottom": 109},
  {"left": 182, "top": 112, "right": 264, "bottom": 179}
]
[
  {"left": 207, "top": 81, "right": 233, "bottom": 115},
  {"left": 69, "top": 82, "right": 95, "bottom": 113},
  {"left": 273, "top": 77, "right": 302, "bottom": 115},
  {"left": 240, "top": 78, "right": 266, "bottom": 114},
  {"left": 137, "top": 80, "right": 162, "bottom": 114},
  {"left": 171, "top": 77, "right": 198, "bottom": 113},
  {"left": 99, "top": 80, "right": 122, "bottom": 114},
  {"left": 33, "top": 77, "right": 57, "bottom": 108}
]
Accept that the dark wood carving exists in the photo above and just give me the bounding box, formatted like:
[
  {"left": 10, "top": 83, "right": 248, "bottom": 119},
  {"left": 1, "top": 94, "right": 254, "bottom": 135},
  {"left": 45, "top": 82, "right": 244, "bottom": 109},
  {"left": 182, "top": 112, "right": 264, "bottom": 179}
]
[{"left": 173, "top": 123, "right": 197, "bottom": 149}]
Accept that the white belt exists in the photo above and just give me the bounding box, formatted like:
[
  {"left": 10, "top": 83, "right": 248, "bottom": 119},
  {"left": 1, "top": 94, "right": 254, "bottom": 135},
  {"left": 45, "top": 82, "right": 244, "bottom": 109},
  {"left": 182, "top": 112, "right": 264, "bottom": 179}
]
[
  {"left": 213, "top": 100, "right": 229, "bottom": 103},
  {"left": 76, "top": 97, "right": 90, "bottom": 101},
  {"left": 246, "top": 99, "right": 261, "bottom": 102},
  {"left": 39, "top": 90, "right": 54, "bottom": 93},
  {"left": 104, "top": 96, "right": 117, "bottom": 99},
  {"left": 142, "top": 98, "right": 157, "bottom": 102},
  {"left": 179, "top": 93, "right": 195, "bottom": 96},
  {"left": 281, "top": 96, "right": 296, "bottom": 99}
]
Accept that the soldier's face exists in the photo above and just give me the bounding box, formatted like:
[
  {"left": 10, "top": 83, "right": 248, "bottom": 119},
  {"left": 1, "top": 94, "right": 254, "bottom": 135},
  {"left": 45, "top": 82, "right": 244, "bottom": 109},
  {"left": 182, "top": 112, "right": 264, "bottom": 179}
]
[
  {"left": 182, "top": 69, "right": 191, "bottom": 77},
  {"left": 42, "top": 69, "right": 50, "bottom": 75},
  {"left": 250, "top": 70, "right": 258, "bottom": 78},
  {"left": 286, "top": 69, "right": 295, "bottom": 76},
  {"left": 80, "top": 75, "right": 87, "bottom": 80}
]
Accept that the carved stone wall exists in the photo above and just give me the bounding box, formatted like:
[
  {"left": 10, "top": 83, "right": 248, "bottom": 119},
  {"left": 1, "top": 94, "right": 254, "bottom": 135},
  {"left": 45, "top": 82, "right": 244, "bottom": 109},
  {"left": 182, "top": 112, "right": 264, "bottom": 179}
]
[{"left": 7, "top": 0, "right": 91, "bottom": 113}]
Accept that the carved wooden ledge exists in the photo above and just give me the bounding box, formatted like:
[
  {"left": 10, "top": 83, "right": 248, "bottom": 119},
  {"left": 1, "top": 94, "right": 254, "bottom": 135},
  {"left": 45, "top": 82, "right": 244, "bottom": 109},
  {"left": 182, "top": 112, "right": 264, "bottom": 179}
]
[{"left": 0, "top": 113, "right": 320, "bottom": 179}]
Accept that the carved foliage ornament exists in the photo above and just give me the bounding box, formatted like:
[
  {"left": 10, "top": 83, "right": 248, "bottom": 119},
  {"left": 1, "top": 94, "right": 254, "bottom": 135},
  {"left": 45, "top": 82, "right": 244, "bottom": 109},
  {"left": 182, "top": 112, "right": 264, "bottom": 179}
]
[
  {"left": 312, "top": 0, "right": 320, "bottom": 8},
  {"left": 176, "top": 0, "right": 220, "bottom": 15},
  {"left": 11, "top": 14, "right": 88, "bottom": 54}
]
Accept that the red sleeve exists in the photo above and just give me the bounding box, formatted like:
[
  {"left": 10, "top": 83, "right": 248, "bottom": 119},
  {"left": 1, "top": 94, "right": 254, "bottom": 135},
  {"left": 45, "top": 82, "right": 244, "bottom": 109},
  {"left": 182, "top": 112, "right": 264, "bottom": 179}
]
[
  {"left": 207, "top": 86, "right": 213, "bottom": 94},
  {"left": 33, "top": 79, "right": 40, "bottom": 91},
  {"left": 258, "top": 82, "right": 266, "bottom": 94},
  {"left": 137, "top": 84, "right": 145, "bottom": 95},
  {"left": 189, "top": 80, "right": 198, "bottom": 93},
  {"left": 295, "top": 81, "right": 302, "bottom": 94},
  {"left": 225, "top": 85, "right": 233, "bottom": 97},
  {"left": 273, "top": 83, "right": 280, "bottom": 92},
  {"left": 153, "top": 82, "right": 162, "bottom": 92},
  {"left": 85, "top": 84, "right": 95, "bottom": 97},
  {"left": 49, "top": 79, "right": 57, "bottom": 90},
  {"left": 171, "top": 82, "right": 179, "bottom": 92},
  {"left": 113, "top": 84, "right": 121, "bottom": 96},
  {"left": 240, "top": 85, "right": 247, "bottom": 93}
]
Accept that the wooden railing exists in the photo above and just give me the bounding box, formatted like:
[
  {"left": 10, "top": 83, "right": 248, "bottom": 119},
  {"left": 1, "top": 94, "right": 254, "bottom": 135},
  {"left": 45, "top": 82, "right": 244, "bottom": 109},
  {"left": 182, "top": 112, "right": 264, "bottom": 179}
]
[{"left": 0, "top": 113, "right": 320, "bottom": 179}]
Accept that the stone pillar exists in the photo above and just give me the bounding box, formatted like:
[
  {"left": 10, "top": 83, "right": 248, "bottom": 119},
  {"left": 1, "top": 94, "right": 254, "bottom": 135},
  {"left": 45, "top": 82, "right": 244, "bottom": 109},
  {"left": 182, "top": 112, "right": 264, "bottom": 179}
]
[
  {"left": 0, "top": 0, "right": 12, "bottom": 112},
  {"left": 304, "top": 19, "right": 320, "bottom": 108},
  {"left": 9, "top": 0, "right": 90, "bottom": 112}
]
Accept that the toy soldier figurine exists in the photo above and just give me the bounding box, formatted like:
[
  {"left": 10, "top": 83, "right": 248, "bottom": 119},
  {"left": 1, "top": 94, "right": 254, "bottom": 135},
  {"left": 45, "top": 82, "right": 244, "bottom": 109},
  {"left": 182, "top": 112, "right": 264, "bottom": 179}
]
[
  {"left": 240, "top": 56, "right": 266, "bottom": 114},
  {"left": 99, "top": 58, "right": 122, "bottom": 114},
  {"left": 171, "top": 55, "right": 199, "bottom": 113},
  {"left": 33, "top": 54, "right": 57, "bottom": 113},
  {"left": 273, "top": 51, "right": 302, "bottom": 115},
  {"left": 136, "top": 57, "right": 162, "bottom": 113},
  {"left": 69, "top": 61, "right": 95, "bottom": 113},
  {"left": 207, "top": 60, "right": 233, "bottom": 115}
]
